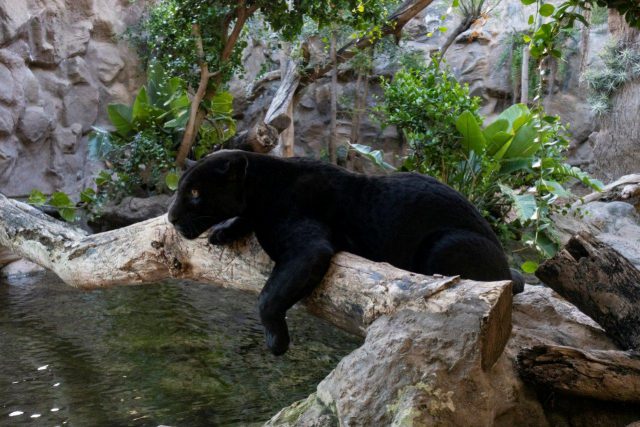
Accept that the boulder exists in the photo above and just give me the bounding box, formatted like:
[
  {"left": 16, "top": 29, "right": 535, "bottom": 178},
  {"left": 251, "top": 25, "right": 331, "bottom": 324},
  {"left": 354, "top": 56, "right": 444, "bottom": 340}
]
[
  {"left": 90, "top": 195, "right": 174, "bottom": 231},
  {"left": 17, "top": 106, "right": 54, "bottom": 144},
  {"left": 86, "top": 41, "right": 125, "bottom": 84},
  {"left": 267, "top": 284, "right": 621, "bottom": 426},
  {"left": 0, "top": 0, "right": 30, "bottom": 46},
  {"left": 554, "top": 200, "right": 640, "bottom": 270},
  {"left": 53, "top": 123, "right": 83, "bottom": 154},
  {"left": 63, "top": 83, "right": 99, "bottom": 131}
]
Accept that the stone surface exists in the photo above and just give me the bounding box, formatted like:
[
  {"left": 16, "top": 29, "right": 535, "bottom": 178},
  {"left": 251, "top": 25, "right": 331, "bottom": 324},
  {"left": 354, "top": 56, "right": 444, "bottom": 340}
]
[
  {"left": 554, "top": 200, "right": 640, "bottom": 269},
  {"left": 0, "top": 0, "right": 145, "bottom": 198},
  {"left": 267, "top": 283, "right": 621, "bottom": 426},
  {"left": 17, "top": 106, "right": 54, "bottom": 144},
  {"left": 0, "top": 259, "right": 46, "bottom": 277},
  {"left": 90, "top": 195, "right": 174, "bottom": 231}
]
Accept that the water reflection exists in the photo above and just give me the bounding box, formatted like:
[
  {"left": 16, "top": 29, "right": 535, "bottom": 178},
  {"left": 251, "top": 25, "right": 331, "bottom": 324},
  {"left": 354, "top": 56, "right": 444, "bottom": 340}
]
[{"left": 0, "top": 273, "right": 360, "bottom": 426}]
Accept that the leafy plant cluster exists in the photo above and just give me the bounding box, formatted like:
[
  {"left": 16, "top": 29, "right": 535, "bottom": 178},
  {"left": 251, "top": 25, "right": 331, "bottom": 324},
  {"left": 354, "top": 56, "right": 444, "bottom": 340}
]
[
  {"left": 368, "top": 59, "right": 602, "bottom": 260},
  {"left": 128, "top": 0, "right": 395, "bottom": 88},
  {"left": 28, "top": 64, "right": 235, "bottom": 221},
  {"left": 582, "top": 38, "right": 640, "bottom": 115},
  {"left": 375, "top": 56, "right": 482, "bottom": 183},
  {"left": 520, "top": 0, "right": 640, "bottom": 62}
]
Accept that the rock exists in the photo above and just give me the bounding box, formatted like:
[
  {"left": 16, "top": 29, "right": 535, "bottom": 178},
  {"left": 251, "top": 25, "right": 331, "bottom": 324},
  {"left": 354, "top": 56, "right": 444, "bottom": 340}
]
[
  {"left": 0, "top": 259, "right": 46, "bottom": 278},
  {"left": 0, "top": 138, "right": 18, "bottom": 180},
  {"left": 66, "top": 56, "right": 93, "bottom": 85},
  {"left": 27, "top": 10, "right": 60, "bottom": 66},
  {"left": 17, "top": 106, "right": 54, "bottom": 144},
  {"left": 63, "top": 83, "right": 99, "bottom": 131},
  {"left": 554, "top": 200, "right": 640, "bottom": 269},
  {"left": 65, "top": 20, "right": 93, "bottom": 57},
  {"left": 86, "top": 41, "right": 125, "bottom": 84},
  {"left": 268, "top": 284, "right": 621, "bottom": 427},
  {"left": 53, "top": 123, "right": 83, "bottom": 154},
  {"left": 0, "top": 246, "right": 20, "bottom": 267},
  {"left": 0, "top": 63, "right": 16, "bottom": 104},
  {"left": 0, "top": 104, "right": 16, "bottom": 136},
  {"left": 90, "top": 195, "right": 174, "bottom": 231},
  {"left": 0, "top": 0, "right": 30, "bottom": 46}
]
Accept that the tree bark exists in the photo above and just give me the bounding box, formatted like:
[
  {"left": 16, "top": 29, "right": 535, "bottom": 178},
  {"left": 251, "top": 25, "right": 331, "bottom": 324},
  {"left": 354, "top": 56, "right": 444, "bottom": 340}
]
[
  {"left": 329, "top": 30, "right": 338, "bottom": 164},
  {"left": 175, "top": 4, "right": 257, "bottom": 167},
  {"left": 0, "top": 193, "right": 512, "bottom": 367},
  {"left": 520, "top": 46, "right": 530, "bottom": 104},
  {"left": 439, "top": 15, "right": 474, "bottom": 58},
  {"left": 300, "top": 0, "right": 435, "bottom": 85},
  {"left": 518, "top": 345, "right": 640, "bottom": 403},
  {"left": 591, "top": 10, "right": 640, "bottom": 182},
  {"left": 535, "top": 232, "right": 640, "bottom": 351},
  {"left": 264, "top": 58, "right": 300, "bottom": 133}
]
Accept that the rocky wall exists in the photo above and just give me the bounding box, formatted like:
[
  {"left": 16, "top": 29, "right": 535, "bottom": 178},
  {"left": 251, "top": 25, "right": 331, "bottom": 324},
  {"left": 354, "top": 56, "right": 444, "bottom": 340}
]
[{"left": 0, "top": 0, "right": 145, "bottom": 198}]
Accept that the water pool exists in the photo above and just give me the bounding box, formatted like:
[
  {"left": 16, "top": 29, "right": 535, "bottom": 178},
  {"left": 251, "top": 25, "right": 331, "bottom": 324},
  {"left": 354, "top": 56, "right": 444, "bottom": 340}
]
[{"left": 0, "top": 272, "right": 361, "bottom": 426}]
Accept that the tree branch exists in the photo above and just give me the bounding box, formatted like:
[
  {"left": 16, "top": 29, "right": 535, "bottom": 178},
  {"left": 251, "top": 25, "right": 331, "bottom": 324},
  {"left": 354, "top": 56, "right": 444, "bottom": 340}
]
[{"left": 0, "top": 192, "right": 512, "bottom": 369}]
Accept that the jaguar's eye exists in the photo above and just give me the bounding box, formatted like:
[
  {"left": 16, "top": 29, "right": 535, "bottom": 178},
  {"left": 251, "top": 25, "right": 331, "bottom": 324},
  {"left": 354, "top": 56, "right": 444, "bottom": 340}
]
[{"left": 191, "top": 188, "right": 200, "bottom": 199}]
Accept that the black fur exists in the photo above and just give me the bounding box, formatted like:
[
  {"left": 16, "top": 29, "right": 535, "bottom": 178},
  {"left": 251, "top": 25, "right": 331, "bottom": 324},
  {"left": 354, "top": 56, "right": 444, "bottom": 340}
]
[{"left": 168, "top": 150, "right": 524, "bottom": 355}]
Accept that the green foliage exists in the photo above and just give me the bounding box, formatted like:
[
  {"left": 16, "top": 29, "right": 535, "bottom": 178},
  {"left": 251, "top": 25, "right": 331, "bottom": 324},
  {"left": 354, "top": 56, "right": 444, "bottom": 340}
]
[
  {"left": 28, "top": 190, "right": 78, "bottom": 222},
  {"left": 455, "top": 104, "right": 603, "bottom": 257},
  {"left": 349, "top": 143, "right": 395, "bottom": 170},
  {"left": 520, "top": 0, "right": 639, "bottom": 62},
  {"left": 582, "top": 38, "right": 640, "bottom": 115},
  {"left": 128, "top": 0, "right": 394, "bottom": 88},
  {"left": 376, "top": 56, "right": 482, "bottom": 183},
  {"left": 375, "top": 59, "right": 601, "bottom": 258}
]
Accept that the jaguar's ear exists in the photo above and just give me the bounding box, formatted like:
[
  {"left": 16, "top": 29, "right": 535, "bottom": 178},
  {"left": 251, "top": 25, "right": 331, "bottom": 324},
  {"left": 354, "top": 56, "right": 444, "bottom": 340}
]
[
  {"left": 219, "top": 155, "right": 248, "bottom": 182},
  {"left": 182, "top": 158, "right": 197, "bottom": 170}
]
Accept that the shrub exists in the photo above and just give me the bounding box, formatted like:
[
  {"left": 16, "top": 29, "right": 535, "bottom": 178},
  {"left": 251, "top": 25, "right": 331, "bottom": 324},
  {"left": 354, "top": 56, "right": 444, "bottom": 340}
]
[{"left": 366, "top": 59, "right": 602, "bottom": 260}]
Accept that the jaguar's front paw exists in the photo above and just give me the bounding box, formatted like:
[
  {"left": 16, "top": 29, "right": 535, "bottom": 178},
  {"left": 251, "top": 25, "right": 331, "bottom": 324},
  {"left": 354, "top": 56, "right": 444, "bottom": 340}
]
[{"left": 207, "top": 225, "right": 234, "bottom": 245}]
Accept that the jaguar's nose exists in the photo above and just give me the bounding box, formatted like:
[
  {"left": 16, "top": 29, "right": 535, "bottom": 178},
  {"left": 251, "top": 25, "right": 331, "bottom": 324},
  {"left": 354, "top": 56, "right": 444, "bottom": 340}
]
[{"left": 167, "top": 211, "right": 178, "bottom": 224}]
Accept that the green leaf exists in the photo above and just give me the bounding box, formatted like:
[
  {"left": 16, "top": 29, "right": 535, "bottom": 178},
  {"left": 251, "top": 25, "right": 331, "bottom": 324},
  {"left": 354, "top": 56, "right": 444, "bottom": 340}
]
[
  {"left": 165, "top": 171, "right": 180, "bottom": 191},
  {"left": 132, "top": 86, "right": 151, "bottom": 123},
  {"left": 455, "top": 111, "right": 486, "bottom": 155},
  {"left": 452, "top": 0, "right": 459, "bottom": 7},
  {"left": 210, "top": 91, "right": 233, "bottom": 114},
  {"left": 521, "top": 261, "right": 538, "bottom": 274},
  {"left": 87, "top": 128, "right": 113, "bottom": 161},
  {"left": 80, "top": 188, "right": 96, "bottom": 204},
  {"left": 49, "top": 192, "right": 74, "bottom": 209},
  {"left": 539, "top": 3, "right": 555, "bottom": 17},
  {"left": 482, "top": 119, "right": 511, "bottom": 155},
  {"left": 439, "top": 26, "right": 448, "bottom": 33},
  {"left": 499, "top": 184, "right": 537, "bottom": 221},
  {"left": 536, "top": 231, "right": 558, "bottom": 258},
  {"left": 527, "top": 15, "right": 534, "bottom": 26},
  {"left": 499, "top": 157, "right": 533, "bottom": 174},
  {"left": 497, "top": 104, "right": 531, "bottom": 132},
  {"left": 540, "top": 179, "right": 571, "bottom": 197},
  {"left": 350, "top": 143, "right": 396, "bottom": 170},
  {"left": 503, "top": 122, "right": 539, "bottom": 158},
  {"left": 521, "top": 0, "right": 536, "bottom": 4},
  {"left": 59, "top": 208, "right": 77, "bottom": 223},
  {"left": 107, "top": 104, "right": 133, "bottom": 137},
  {"left": 95, "top": 170, "right": 112, "bottom": 186},
  {"left": 28, "top": 190, "right": 47, "bottom": 206}
]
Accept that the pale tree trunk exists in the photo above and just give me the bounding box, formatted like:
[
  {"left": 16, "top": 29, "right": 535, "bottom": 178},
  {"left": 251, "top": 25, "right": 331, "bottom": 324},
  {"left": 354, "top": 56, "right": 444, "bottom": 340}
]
[
  {"left": 591, "top": 10, "right": 640, "bottom": 182},
  {"left": 579, "top": 7, "right": 592, "bottom": 74},
  {"left": 176, "top": 4, "right": 257, "bottom": 167},
  {"left": 521, "top": 46, "right": 530, "bottom": 104},
  {"left": 329, "top": 30, "right": 338, "bottom": 164},
  {"left": 0, "top": 193, "right": 512, "bottom": 362}
]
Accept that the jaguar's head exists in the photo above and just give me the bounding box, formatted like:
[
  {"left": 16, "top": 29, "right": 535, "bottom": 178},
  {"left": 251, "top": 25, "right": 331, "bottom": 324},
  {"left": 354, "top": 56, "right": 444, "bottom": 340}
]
[{"left": 168, "top": 150, "right": 249, "bottom": 239}]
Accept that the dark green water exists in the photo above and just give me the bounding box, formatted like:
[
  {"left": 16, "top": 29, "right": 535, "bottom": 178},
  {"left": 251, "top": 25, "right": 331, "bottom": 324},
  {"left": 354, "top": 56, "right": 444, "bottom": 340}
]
[{"left": 0, "top": 273, "right": 361, "bottom": 426}]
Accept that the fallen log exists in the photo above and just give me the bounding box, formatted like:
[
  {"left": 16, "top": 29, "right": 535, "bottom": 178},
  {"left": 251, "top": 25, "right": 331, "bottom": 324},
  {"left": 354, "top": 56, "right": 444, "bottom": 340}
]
[
  {"left": 518, "top": 345, "right": 640, "bottom": 403},
  {"left": 0, "top": 193, "right": 512, "bottom": 369},
  {"left": 536, "top": 232, "right": 640, "bottom": 351}
]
